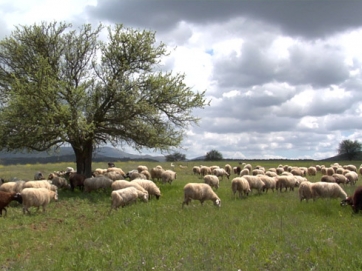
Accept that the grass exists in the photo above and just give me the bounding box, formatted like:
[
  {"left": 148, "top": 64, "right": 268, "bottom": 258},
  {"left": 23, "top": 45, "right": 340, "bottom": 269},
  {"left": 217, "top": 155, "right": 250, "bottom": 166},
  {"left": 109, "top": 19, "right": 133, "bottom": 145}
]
[{"left": 1, "top": 160, "right": 362, "bottom": 270}]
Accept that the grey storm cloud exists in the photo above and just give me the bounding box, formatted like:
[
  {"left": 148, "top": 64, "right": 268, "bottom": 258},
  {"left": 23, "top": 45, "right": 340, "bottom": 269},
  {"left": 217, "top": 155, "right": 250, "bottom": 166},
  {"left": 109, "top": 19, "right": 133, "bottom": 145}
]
[{"left": 86, "top": 0, "right": 362, "bottom": 39}]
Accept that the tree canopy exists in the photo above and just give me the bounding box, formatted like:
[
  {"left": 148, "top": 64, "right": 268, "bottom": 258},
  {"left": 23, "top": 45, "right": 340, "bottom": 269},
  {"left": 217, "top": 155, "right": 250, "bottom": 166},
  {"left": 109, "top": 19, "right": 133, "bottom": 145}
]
[
  {"left": 205, "top": 149, "right": 223, "bottom": 161},
  {"left": 165, "top": 152, "right": 186, "bottom": 162},
  {"left": 0, "top": 22, "right": 209, "bottom": 176},
  {"left": 337, "top": 139, "right": 362, "bottom": 160}
]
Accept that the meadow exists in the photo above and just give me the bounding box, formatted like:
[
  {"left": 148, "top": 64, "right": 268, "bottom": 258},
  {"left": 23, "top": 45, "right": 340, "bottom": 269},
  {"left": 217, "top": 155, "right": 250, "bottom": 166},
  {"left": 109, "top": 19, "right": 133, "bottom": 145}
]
[{"left": 1, "top": 160, "right": 362, "bottom": 271}]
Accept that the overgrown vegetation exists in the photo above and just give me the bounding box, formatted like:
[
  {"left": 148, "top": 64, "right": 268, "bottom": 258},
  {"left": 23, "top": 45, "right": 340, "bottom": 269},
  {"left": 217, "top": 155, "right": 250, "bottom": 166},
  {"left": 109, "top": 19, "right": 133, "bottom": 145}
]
[{"left": 1, "top": 160, "right": 362, "bottom": 270}]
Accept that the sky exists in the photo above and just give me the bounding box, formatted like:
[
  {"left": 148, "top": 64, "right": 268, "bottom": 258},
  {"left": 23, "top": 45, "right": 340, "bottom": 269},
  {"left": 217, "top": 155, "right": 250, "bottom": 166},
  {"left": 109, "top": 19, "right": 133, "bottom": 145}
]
[{"left": 1, "top": 0, "right": 362, "bottom": 160}]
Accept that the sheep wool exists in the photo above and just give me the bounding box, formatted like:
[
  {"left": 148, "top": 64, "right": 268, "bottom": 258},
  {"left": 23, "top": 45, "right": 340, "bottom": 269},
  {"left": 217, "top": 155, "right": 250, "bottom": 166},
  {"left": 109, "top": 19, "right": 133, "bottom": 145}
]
[
  {"left": 23, "top": 180, "right": 58, "bottom": 192},
  {"left": 182, "top": 183, "right": 221, "bottom": 208},
  {"left": 22, "top": 188, "right": 58, "bottom": 214},
  {"left": 312, "top": 182, "right": 347, "bottom": 201},
  {"left": 231, "top": 177, "right": 251, "bottom": 199},
  {"left": 0, "top": 191, "right": 22, "bottom": 217},
  {"left": 111, "top": 180, "right": 148, "bottom": 194},
  {"left": 131, "top": 179, "right": 161, "bottom": 199},
  {"left": 203, "top": 175, "right": 220, "bottom": 190},
  {"left": 84, "top": 176, "right": 113, "bottom": 193},
  {"left": 242, "top": 175, "right": 265, "bottom": 194},
  {"left": 298, "top": 181, "right": 314, "bottom": 202},
  {"left": 0, "top": 181, "right": 26, "bottom": 193},
  {"left": 109, "top": 187, "right": 140, "bottom": 213},
  {"left": 161, "top": 170, "right": 177, "bottom": 184}
]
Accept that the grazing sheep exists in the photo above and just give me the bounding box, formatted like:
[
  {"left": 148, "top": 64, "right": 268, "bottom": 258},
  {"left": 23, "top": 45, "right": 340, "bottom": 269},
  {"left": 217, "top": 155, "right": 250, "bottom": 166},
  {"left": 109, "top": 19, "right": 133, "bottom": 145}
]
[
  {"left": 21, "top": 188, "right": 58, "bottom": 214},
  {"left": 224, "top": 164, "right": 232, "bottom": 175},
  {"left": 131, "top": 179, "right": 161, "bottom": 199},
  {"left": 344, "top": 164, "right": 357, "bottom": 172},
  {"left": 192, "top": 166, "right": 201, "bottom": 176},
  {"left": 182, "top": 183, "right": 221, "bottom": 208},
  {"left": 140, "top": 170, "right": 151, "bottom": 180},
  {"left": 50, "top": 176, "right": 71, "bottom": 190},
  {"left": 0, "top": 191, "right": 22, "bottom": 217},
  {"left": 326, "top": 167, "right": 335, "bottom": 176},
  {"left": 203, "top": 175, "right": 220, "bottom": 190},
  {"left": 111, "top": 180, "right": 148, "bottom": 194},
  {"left": 242, "top": 175, "right": 265, "bottom": 194},
  {"left": 239, "top": 168, "right": 249, "bottom": 177},
  {"left": 276, "top": 167, "right": 284, "bottom": 175},
  {"left": 276, "top": 175, "right": 299, "bottom": 192},
  {"left": 345, "top": 171, "right": 358, "bottom": 185},
  {"left": 126, "top": 170, "right": 147, "bottom": 181},
  {"left": 291, "top": 168, "right": 303, "bottom": 176},
  {"left": 332, "top": 174, "right": 349, "bottom": 186},
  {"left": 150, "top": 167, "right": 165, "bottom": 182},
  {"left": 213, "top": 168, "right": 230, "bottom": 180},
  {"left": 137, "top": 165, "right": 148, "bottom": 173},
  {"left": 340, "top": 186, "right": 362, "bottom": 213},
  {"left": 107, "top": 167, "right": 126, "bottom": 178},
  {"left": 243, "top": 164, "right": 252, "bottom": 172},
  {"left": 34, "top": 171, "right": 45, "bottom": 180},
  {"left": 23, "top": 180, "right": 58, "bottom": 192},
  {"left": 320, "top": 175, "right": 336, "bottom": 183},
  {"left": 92, "top": 168, "right": 108, "bottom": 176},
  {"left": 298, "top": 181, "right": 314, "bottom": 202},
  {"left": 307, "top": 167, "right": 317, "bottom": 176},
  {"left": 109, "top": 187, "right": 146, "bottom": 214},
  {"left": 257, "top": 175, "right": 277, "bottom": 193},
  {"left": 67, "top": 172, "right": 86, "bottom": 191},
  {"left": 231, "top": 177, "right": 251, "bottom": 199},
  {"left": 265, "top": 171, "right": 278, "bottom": 177},
  {"left": 0, "top": 181, "right": 26, "bottom": 193},
  {"left": 161, "top": 170, "right": 177, "bottom": 184},
  {"left": 104, "top": 171, "right": 125, "bottom": 181},
  {"left": 233, "top": 166, "right": 241, "bottom": 175},
  {"left": 200, "top": 166, "right": 212, "bottom": 177},
  {"left": 84, "top": 176, "right": 113, "bottom": 193},
  {"left": 312, "top": 182, "right": 347, "bottom": 201}
]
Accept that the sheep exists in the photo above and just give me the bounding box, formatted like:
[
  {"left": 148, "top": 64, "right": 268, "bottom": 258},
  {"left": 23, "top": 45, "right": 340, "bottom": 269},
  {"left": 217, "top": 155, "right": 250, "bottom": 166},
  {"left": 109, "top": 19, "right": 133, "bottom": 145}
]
[
  {"left": 137, "top": 165, "right": 148, "bottom": 173},
  {"left": 0, "top": 191, "right": 22, "bottom": 217},
  {"left": 84, "top": 176, "right": 113, "bottom": 193},
  {"left": 320, "top": 175, "right": 336, "bottom": 183},
  {"left": 332, "top": 174, "right": 349, "bottom": 186},
  {"left": 66, "top": 172, "right": 86, "bottom": 191},
  {"left": 224, "top": 164, "right": 232, "bottom": 175},
  {"left": 276, "top": 167, "right": 284, "bottom": 175},
  {"left": 92, "top": 168, "right": 108, "bottom": 177},
  {"left": 34, "top": 171, "right": 45, "bottom": 180},
  {"left": 344, "top": 164, "right": 357, "bottom": 172},
  {"left": 231, "top": 177, "right": 251, "bottom": 199},
  {"left": 242, "top": 175, "right": 265, "bottom": 194},
  {"left": 21, "top": 188, "right": 58, "bottom": 214},
  {"left": 126, "top": 170, "right": 147, "bottom": 181},
  {"left": 131, "top": 179, "right": 161, "bottom": 199},
  {"left": 252, "top": 169, "right": 265, "bottom": 176},
  {"left": 66, "top": 167, "right": 75, "bottom": 173},
  {"left": 233, "top": 166, "right": 241, "bottom": 175},
  {"left": 107, "top": 162, "right": 115, "bottom": 168},
  {"left": 311, "top": 182, "right": 347, "bottom": 201},
  {"left": 111, "top": 180, "right": 148, "bottom": 194},
  {"left": 345, "top": 171, "right": 358, "bottom": 185},
  {"left": 109, "top": 187, "right": 147, "bottom": 214},
  {"left": 307, "top": 167, "right": 317, "bottom": 176},
  {"left": 23, "top": 180, "right": 58, "bottom": 192},
  {"left": 340, "top": 186, "right": 362, "bottom": 213},
  {"left": 265, "top": 171, "right": 278, "bottom": 177},
  {"left": 140, "top": 170, "right": 151, "bottom": 180},
  {"left": 0, "top": 181, "right": 26, "bottom": 193},
  {"left": 212, "top": 168, "right": 230, "bottom": 180},
  {"left": 150, "top": 167, "right": 165, "bottom": 182},
  {"left": 161, "top": 170, "right": 177, "bottom": 184},
  {"left": 243, "top": 164, "right": 252, "bottom": 172},
  {"left": 200, "top": 166, "right": 212, "bottom": 177},
  {"left": 239, "top": 168, "right": 249, "bottom": 177},
  {"left": 104, "top": 171, "right": 125, "bottom": 181},
  {"left": 298, "top": 181, "right": 314, "bottom": 202},
  {"left": 107, "top": 167, "right": 126, "bottom": 178},
  {"left": 257, "top": 175, "right": 277, "bottom": 193},
  {"left": 291, "top": 168, "right": 303, "bottom": 176},
  {"left": 326, "top": 167, "right": 335, "bottom": 176},
  {"left": 203, "top": 175, "right": 220, "bottom": 190},
  {"left": 192, "top": 166, "right": 201, "bottom": 176},
  {"left": 276, "top": 175, "right": 299, "bottom": 192},
  {"left": 49, "top": 176, "right": 70, "bottom": 190},
  {"left": 182, "top": 183, "right": 221, "bottom": 208}
]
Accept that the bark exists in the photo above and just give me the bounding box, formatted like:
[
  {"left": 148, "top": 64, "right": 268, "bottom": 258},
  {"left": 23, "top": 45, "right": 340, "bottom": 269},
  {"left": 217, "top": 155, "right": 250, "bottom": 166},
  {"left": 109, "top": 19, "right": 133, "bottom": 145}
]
[{"left": 72, "top": 140, "right": 93, "bottom": 178}]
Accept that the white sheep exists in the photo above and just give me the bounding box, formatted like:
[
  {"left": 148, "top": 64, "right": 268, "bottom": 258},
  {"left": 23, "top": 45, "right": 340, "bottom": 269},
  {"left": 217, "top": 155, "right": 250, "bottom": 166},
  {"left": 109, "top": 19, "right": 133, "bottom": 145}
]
[
  {"left": 345, "top": 171, "right": 358, "bottom": 185},
  {"left": 111, "top": 180, "right": 148, "bottom": 194},
  {"left": 242, "top": 175, "right": 265, "bottom": 194},
  {"left": 109, "top": 187, "right": 147, "bottom": 214},
  {"left": 298, "top": 181, "right": 314, "bottom": 202},
  {"left": 140, "top": 170, "right": 151, "bottom": 180},
  {"left": 104, "top": 171, "right": 125, "bottom": 181},
  {"left": 203, "top": 175, "right": 220, "bottom": 190},
  {"left": 137, "top": 165, "right": 148, "bottom": 173},
  {"left": 49, "top": 176, "right": 70, "bottom": 190},
  {"left": 224, "top": 164, "right": 232, "bottom": 175},
  {"left": 276, "top": 175, "right": 299, "bottom": 192},
  {"left": 0, "top": 181, "right": 26, "bottom": 193},
  {"left": 84, "top": 176, "right": 113, "bottom": 193},
  {"left": 182, "top": 183, "right": 221, "bottom": 208},
  {"left": 23, "top": 180, "right": 58, "bottom": 192},
  {"left": 200, "top": 166, "right": 212, "bottom": 176},
  {"left": 21, "top": 188, "right": 58, "bottom": 214},
  {"left": 257, "top": 175, "right": 277, "bottom": 193},
  {"left": 212, "top": 168, "right": 230, "bottom": 180},
  {"left": 150, "top": 167, "right": 165, "bottom": 182},
  {"left": 307, "top": 167, "right": 317, "bottom": 176},
  {"left": 311, "top": 182, "right": 347, "bottom": 201},
  {"left": 131, "top": 179, "right": 161, "bottom": 199},
  {"left": 192, "top": 166, "right": 201, "bottom": 176},
  {"left": 231, "top": 177, "right": 251, "bottom": 199},
  {"left": 161, "top": 170, "right": 177, "bottom": 184},
  {"left": 239, "top": 168, "right": 249, "bottom": 177},
  {"left": 34, "top": 171, "right": 45, "bottom": 180}
]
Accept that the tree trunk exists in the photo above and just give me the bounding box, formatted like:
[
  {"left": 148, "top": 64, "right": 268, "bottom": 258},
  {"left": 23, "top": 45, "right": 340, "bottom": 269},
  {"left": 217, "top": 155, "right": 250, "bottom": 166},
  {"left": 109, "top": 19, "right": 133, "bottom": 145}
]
[{"left": 72, "top": 140, "right": 93, "bottom": 177}]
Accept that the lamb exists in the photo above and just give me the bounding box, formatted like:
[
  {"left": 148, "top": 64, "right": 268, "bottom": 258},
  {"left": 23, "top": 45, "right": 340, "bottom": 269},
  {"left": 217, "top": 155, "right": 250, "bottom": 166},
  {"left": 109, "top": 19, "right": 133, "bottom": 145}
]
[
  {"left": 298, "top": 181, "right": 314, "bottom": 202},
  {"left": 182, "top": 183, "right": 221, "bottom": 208},
  {"left": 0, "top": 181, "right": 26, "bottom": 193},
  {"left": 242, "top": 175, "right": 265, "bottom": 194},
  {"left": 111, "top": 180, "right": 148, "bottom": 194},
  {"left": 203, "top": 175, "right": 220, "bottom": 190},
  {"left": 311, "top": 182, "right": 347, "bottom": 201},
  {"left": 131, "top": 179, "right": 161, "bottom": 199},
  {"left": 21, "top": 188, "right": 58, "bottom": 214},
  {"left": 231, "top": 177, "right": 251, "bottom": 199},
  {"left": 340, "top": 186, "right": 362, "bottom": 213},
  {"left": 109, "top": 187, "right": 147, "bottom": 214},
  {"left": 0, "top": 191, "right": 22, "bottom": 217},
  {"left": 345, "top": 171, "right": 358, "bottom": 185},
  {"left": 84, "top": 176, "right": 113, "bottom": 193},
  {"left": 23, "top": 180, "right": 58, "bottom": 192},
  {"left": 212, "top": 168, "right": 230, "bottom": 180},
  {"left": 161, "top": 170, "right": 177, "bottom": 184},
  {"left": 257, "top": 175, "right": 277, "bottom": 193}
]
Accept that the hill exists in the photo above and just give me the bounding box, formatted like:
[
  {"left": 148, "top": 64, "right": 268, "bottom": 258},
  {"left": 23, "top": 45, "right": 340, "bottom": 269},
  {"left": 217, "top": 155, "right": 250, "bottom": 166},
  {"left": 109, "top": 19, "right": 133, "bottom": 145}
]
[{"left": 0, "top": 146, "right": 166, "bottom": 165}]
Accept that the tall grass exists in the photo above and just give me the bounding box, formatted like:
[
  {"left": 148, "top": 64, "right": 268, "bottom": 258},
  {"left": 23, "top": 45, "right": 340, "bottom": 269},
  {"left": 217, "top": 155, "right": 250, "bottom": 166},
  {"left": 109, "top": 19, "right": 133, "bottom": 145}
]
[{"left": 1, "top": 160, "right": 362, "bottom": 270}]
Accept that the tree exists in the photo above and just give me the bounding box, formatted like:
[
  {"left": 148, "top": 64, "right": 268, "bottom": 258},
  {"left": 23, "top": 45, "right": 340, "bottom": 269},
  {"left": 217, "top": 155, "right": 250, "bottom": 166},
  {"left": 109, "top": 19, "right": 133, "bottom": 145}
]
[
  {"left": 165, "top": 152, "right": 186, "bottom": 162},
  {"left": 0, "top": 22, "right": 208, "bottom": 177},
  {"left": 338, "top": 139, "right": 362, "bottom": 160},
  {"left": 205, "top": 149, "right": 223, "bottom": 161}
]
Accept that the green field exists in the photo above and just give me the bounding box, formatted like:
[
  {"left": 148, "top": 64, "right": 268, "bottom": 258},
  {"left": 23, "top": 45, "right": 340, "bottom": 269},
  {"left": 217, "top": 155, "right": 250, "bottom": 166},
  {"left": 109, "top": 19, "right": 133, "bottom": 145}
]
[{"left": 1, "top": 160, "right": 362, "bottom": 271}]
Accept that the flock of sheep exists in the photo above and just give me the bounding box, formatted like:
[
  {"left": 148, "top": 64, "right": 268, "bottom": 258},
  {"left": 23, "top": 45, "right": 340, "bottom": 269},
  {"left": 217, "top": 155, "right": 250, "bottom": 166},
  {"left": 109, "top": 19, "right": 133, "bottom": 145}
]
[{"left": 1, "top": 161, "right": 362, "bottom": 217}]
